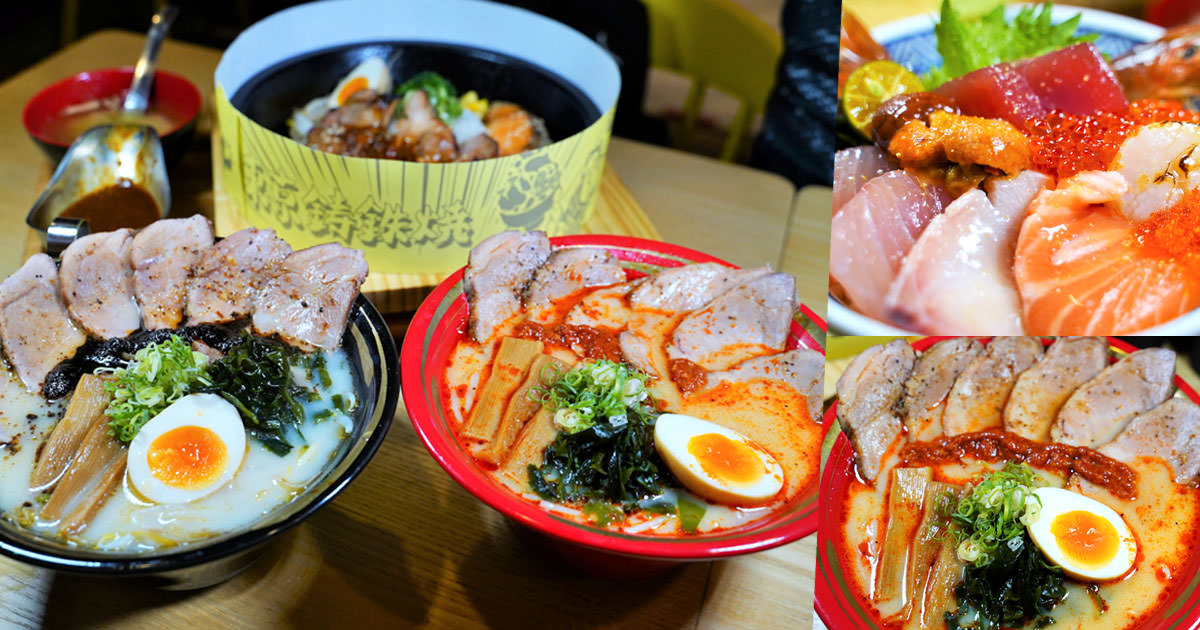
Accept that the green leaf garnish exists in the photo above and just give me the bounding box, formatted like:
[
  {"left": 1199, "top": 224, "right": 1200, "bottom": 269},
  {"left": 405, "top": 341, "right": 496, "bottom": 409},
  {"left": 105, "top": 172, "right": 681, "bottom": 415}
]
[
  {"left": 925, "top": 0, "right": 1097, "bottom": 87},
  {"left": 677, "top": 498, "right": 706, "bottom": 534}
]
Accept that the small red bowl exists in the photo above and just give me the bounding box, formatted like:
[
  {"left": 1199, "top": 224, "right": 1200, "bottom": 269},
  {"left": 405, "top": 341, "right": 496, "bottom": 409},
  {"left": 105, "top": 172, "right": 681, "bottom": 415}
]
[
  {"left": 23, "top": 67, "right": 202, "bottom": 166},
  {"left": 400, "top": 235, "right": 827, "bottom": 575}
]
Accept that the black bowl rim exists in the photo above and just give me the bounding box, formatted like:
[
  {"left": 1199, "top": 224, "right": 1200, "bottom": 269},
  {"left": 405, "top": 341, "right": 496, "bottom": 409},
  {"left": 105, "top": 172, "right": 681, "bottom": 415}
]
[
  {"left": 0, "top": 294, "right": 398, "bottom": 575},
  {"left": 228, "top": 39, "right": 603, "bottom": 137}
]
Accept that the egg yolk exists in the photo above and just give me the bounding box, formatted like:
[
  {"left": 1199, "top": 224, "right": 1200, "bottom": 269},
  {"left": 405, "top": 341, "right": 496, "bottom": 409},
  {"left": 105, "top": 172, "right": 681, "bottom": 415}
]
[
  {"left": 336, "top": 77, "right": 370, "bottom": 106},
  {"left": 1050, "top": 510, "right": 1119, "bottom": 567},
  {"left": 147, "top": 426, "right": 228, "bottom": 490},
  {"left": 687, "top": 433, "right": 763, "bottom": 485}
]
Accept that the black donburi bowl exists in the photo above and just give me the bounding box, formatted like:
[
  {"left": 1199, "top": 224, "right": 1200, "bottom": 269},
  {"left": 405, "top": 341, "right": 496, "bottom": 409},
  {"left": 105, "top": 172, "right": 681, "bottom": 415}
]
[
  {"left": 230, "top": 41, "right": 600, "bottom": 144},
  {"left": 0, "top": 295, "right": 398, "bottom": 590}
]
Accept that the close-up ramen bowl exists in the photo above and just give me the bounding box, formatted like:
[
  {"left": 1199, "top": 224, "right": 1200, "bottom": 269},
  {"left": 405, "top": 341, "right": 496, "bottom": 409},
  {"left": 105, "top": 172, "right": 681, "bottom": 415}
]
[
  {"left": 400, "top": 235, "right": 827, "bottom": 575},
  {"left": 214, "top": 0, "right": 621, "bottom": 275},
  {"left": 816, "top": 336, "right": 1200, "bottom": 630},
  {"left": 0, "top": 296, "right": 398, "bottom": 590}
]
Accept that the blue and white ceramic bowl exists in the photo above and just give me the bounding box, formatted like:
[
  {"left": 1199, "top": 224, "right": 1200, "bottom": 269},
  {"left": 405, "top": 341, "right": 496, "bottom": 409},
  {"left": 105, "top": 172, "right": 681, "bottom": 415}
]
[{"left": 829, "top": 6, "right": 1166, "bottom": 336}]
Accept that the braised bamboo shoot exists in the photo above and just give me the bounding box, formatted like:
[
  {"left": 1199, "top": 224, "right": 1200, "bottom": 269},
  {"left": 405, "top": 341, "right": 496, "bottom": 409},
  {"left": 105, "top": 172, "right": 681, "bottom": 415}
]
[
  {"left": 30, "top": 373, "right": 109, "bottom": 491},
  {"left": 461, "top": 337, "right": 544, "bottom": 442},
  {"left": 876, "top": 466, "right": 931, "bottom": 606}
]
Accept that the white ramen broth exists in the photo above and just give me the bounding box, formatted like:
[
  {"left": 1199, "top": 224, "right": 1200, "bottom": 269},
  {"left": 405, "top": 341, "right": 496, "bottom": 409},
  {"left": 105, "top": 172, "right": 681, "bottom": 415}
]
[{"left": 0, "top": 348, "right": 359, "bottom": 553}]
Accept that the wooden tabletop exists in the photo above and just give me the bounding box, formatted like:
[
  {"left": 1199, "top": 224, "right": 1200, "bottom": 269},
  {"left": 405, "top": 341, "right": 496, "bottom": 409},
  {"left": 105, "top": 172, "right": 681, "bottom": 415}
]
[{"left": 0, "top": 30, "right": 818, "bottom": 630}]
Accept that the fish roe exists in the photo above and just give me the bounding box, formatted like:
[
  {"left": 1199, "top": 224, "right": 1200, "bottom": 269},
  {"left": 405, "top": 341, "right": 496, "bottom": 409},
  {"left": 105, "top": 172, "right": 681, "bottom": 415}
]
[
  {"left": 1134, "top": 188, "right": 1200, "bottom": 257},
  {"left": 1026, "top": 99, "right": 1200, "bottom": 180}
]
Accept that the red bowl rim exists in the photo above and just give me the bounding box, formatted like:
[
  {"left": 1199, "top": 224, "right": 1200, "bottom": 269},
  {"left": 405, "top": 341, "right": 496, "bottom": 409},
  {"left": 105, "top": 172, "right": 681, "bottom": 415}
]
[
  {"left": 401, "top": 234, "right": 826, "bottom": 560},
  {"left": 816, "top": 336, "right": 1200, "bottom": 630},
  {"left": 22, "top": 66, "right": 203, "bottom": 148}
]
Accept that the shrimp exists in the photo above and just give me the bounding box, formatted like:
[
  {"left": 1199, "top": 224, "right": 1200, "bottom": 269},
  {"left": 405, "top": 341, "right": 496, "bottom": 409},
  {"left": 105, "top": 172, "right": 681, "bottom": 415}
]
[{"left": 1112, "top": 24, "right": 1200, "bottom": 101}]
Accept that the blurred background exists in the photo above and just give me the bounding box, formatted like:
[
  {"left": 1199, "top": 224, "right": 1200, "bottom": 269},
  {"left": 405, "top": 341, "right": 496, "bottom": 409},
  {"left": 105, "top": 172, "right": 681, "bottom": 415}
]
[{"left": 0, "top": 0, "right": 841, "bottom": 186}]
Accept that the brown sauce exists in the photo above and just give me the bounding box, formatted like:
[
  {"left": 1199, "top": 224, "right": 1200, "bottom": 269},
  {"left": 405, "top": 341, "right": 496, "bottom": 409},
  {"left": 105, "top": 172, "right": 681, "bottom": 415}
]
[
  {"left": 60, "top": 179, "right": 161, "bottom": 232},
  {"left": 668, "top": 358, "right": 708, "bottom": 395},
  {"left": 513, "top": 321, "right": 622, "bottom": 362},
  {"left": 901, "top": 428, "right": 1138, "bottom": 500}
]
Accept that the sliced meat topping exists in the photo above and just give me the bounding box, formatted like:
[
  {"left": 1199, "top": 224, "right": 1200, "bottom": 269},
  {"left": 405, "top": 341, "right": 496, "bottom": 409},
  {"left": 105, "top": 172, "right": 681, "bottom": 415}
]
[
  {"left": 0, "top": 254, "right": 87, "bottom": 391},
  {"left": 708, "top": 348, "right": 824, "bottom": 422},
  {"left": 463, "top": 230, "right": 550, "bottom": 343},
  {"left": 563, "top": 280, "right": 639, "bottom": 329},
  {"left": 1053, "top": 347, "right": 1175, "bottom": 448},
  {"left": 836, "top": 339, "right": 915, "bottom": 482},
  {"left": 628, "top": 263, "right": 771, "bottom": 312},
  {"left": 131, "top": 215, "right": 214, "bottom": 330},
  {"left": 186, "top": 228, "right": 291, "bottom": 325},
  {"left": 1099, "top": 397, "right": 1200, "bottom": 484},
  {"left": 524, "top": 247, "right": 625, "bottom": 324},
  {"left": 60, "top": 229, "right": 140, "bottom": 339},
  {"left": 942, "top": 336, "right": 1043, "bottom": 436},
  {"left": 252, "top": 243, "right": 368, "bottom": 351},
  {"left": 667, "top": 272, "right": 796, "bottom": 371},
  {"left": 1003, "top": 336, "right": 1108, "bottom": 442},
  {"left": 901, "top": 337, "right": 982, "bottom": 438}
]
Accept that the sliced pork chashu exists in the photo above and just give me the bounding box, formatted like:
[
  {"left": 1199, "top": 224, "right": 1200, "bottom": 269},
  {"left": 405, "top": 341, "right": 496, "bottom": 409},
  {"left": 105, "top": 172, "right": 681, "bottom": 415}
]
[
  {"left": 0, "top": 254, "right": 87, "bottom": 391},
  {"left": 942, "top": 336, "right": 1043, "bottom": 436},
  {"left": 131, "top": 215, "right": 214, "bottom": 329},
  {"left": 709, "top": 348, "right": 823, "bottom": 421},
  {"left": 836, "top": 339, "right": 915, "bottom": 482},
  {"left": 186, "top": 228, "right": 291, "bottom": 325},
  {"left": 524, "top": 247, "right": 625, "bottom": 324},
  {"left": 1003, "top": 336, "right": 1108, "bottom": 442},
  {"left": 901, "top": 337, "right": 982, "bottom": 438},
  {"left": 1099, "top": 397, "right": 1200, "bottom": 484},
  {"left": 1053, "top": 348, "right": 1175, "bottom": 448},
  {"left": 252, "top": 243, "right": 368, "bottom": 351},
  {"left": 463, "top": 230, "right": 550, "bottom": 343},
  {"left": 667, "top": 272, "right": 795, "bottom": 371},
  {"left": 59, "top": 229, "right": 140, "bottom": 339},
  {"left": 628, "top": 263, "right": 771, "bottom": 312},
  {"left": 564, "top": 280, "right": 639, "bottom": 329}
]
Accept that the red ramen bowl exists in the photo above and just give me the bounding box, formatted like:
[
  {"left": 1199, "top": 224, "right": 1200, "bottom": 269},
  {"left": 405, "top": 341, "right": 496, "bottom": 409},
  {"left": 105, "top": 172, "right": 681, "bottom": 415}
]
[
  {"left": 815, "top": 336, "right": 1200, "bottom": 630},
  {"left": 23, "top": 67, "right": 202, "bottom": 166},
  {"left": 401, "top": 235, "right": 826, "bottom": 574}
]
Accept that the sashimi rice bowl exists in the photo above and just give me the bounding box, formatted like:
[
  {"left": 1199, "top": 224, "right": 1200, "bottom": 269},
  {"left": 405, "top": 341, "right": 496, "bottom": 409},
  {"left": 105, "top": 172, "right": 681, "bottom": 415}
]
[{"left": 834, "top": 2, "right": 1200, "bottom": 335}]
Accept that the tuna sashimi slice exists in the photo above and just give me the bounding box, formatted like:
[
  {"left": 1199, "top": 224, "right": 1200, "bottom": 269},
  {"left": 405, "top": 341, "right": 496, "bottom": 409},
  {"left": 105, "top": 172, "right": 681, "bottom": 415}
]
[
  {"left": 935, "top": 63, "right": 1047, "bottom": 127},
  {"left": 885, "top": 171, "right": 1049, "bottom": 333},
  {"left": 1014, "top": 170, "right": 1200, "bottom": 334},
  {"left": 833, "top": 146, "right": 896, "bottom": 215},
  {"left": 1016, "top": 43, "right": 1128, "bottom": 117},
  {"left": 830, "top": 170, "right": 948, "bottom": 320}
]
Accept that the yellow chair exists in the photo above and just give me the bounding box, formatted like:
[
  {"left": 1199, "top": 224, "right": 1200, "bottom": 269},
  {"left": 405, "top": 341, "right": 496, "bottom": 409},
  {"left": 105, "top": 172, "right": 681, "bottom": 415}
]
[{"left": 642, "top": 0, "right": 783, "bottom": 162}]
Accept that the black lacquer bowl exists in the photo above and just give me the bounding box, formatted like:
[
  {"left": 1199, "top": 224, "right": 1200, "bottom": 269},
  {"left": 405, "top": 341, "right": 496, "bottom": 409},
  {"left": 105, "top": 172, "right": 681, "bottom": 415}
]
[{"left": 0, "top": 295, "right": 398, "bottom": 590}]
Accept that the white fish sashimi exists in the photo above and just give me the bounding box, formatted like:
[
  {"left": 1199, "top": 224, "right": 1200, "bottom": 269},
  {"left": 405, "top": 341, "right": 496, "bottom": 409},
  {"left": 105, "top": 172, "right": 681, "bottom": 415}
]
[
  {"left": 885, "top": 170, "right": 1049, "bottom": 334},
  {"left": 833, "top": 146, "right": 896, "bottom": 215},
  {"left": 830, "top": 170, "right": 948, "bottom": 321},
  {"left": 1111, "top": 122, "right": 1200, "bottom": 223}
]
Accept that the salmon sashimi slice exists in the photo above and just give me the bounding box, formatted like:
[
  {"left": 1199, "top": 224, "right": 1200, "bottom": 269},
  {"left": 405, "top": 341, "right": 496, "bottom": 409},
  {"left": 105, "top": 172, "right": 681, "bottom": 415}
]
[
  {"left": 830, "top": 171, "right": 948, "bottom": 321},
  {"left": 1014, "top": 170, "right": 1200, "bottom": 334}
]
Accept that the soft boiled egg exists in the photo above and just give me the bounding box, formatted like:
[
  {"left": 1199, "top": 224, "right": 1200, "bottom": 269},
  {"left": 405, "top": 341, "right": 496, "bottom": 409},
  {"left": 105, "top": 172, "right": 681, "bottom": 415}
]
[
  {"left": 329, "top": 57, "right": 392, "bottom": 109},
  {"left": 1027, "top": 487, "right": 1138, "bottom": 581},
  {"left": 127, "top": 394, "right": 247, "bottom": 504},
  {"left": 654, "top": 413, "right": 784, "bottom": 506}
]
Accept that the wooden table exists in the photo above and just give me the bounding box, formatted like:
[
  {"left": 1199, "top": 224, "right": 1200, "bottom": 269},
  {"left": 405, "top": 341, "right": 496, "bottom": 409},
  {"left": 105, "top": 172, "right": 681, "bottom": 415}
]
[{"left": 0, "top": 31, "right": 820, "bottom": 630}]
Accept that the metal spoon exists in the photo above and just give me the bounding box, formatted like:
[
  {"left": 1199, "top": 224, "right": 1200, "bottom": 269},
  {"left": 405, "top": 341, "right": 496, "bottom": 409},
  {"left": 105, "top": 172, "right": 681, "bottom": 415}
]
[{"left": 123, "top": 4, "right": 180, "bottom": 113}]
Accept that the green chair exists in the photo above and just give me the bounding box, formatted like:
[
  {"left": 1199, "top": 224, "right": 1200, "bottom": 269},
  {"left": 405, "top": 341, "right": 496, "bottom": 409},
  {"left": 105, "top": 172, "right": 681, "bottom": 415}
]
[{"left": 642, "top": 0, "right": 783, "bottom": 161}]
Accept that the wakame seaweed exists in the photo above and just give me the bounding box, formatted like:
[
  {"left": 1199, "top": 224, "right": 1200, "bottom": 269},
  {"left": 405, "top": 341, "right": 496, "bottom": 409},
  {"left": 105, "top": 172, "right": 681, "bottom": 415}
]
[
  {"left": 944, "top": 531, "right": 1067, "bottom": 630},
  {"left": 201, "top": 334, "right": 308, "bottom": 455},
  {"left": 527, "top": 409, "right": 670, "bottom": 507}
]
